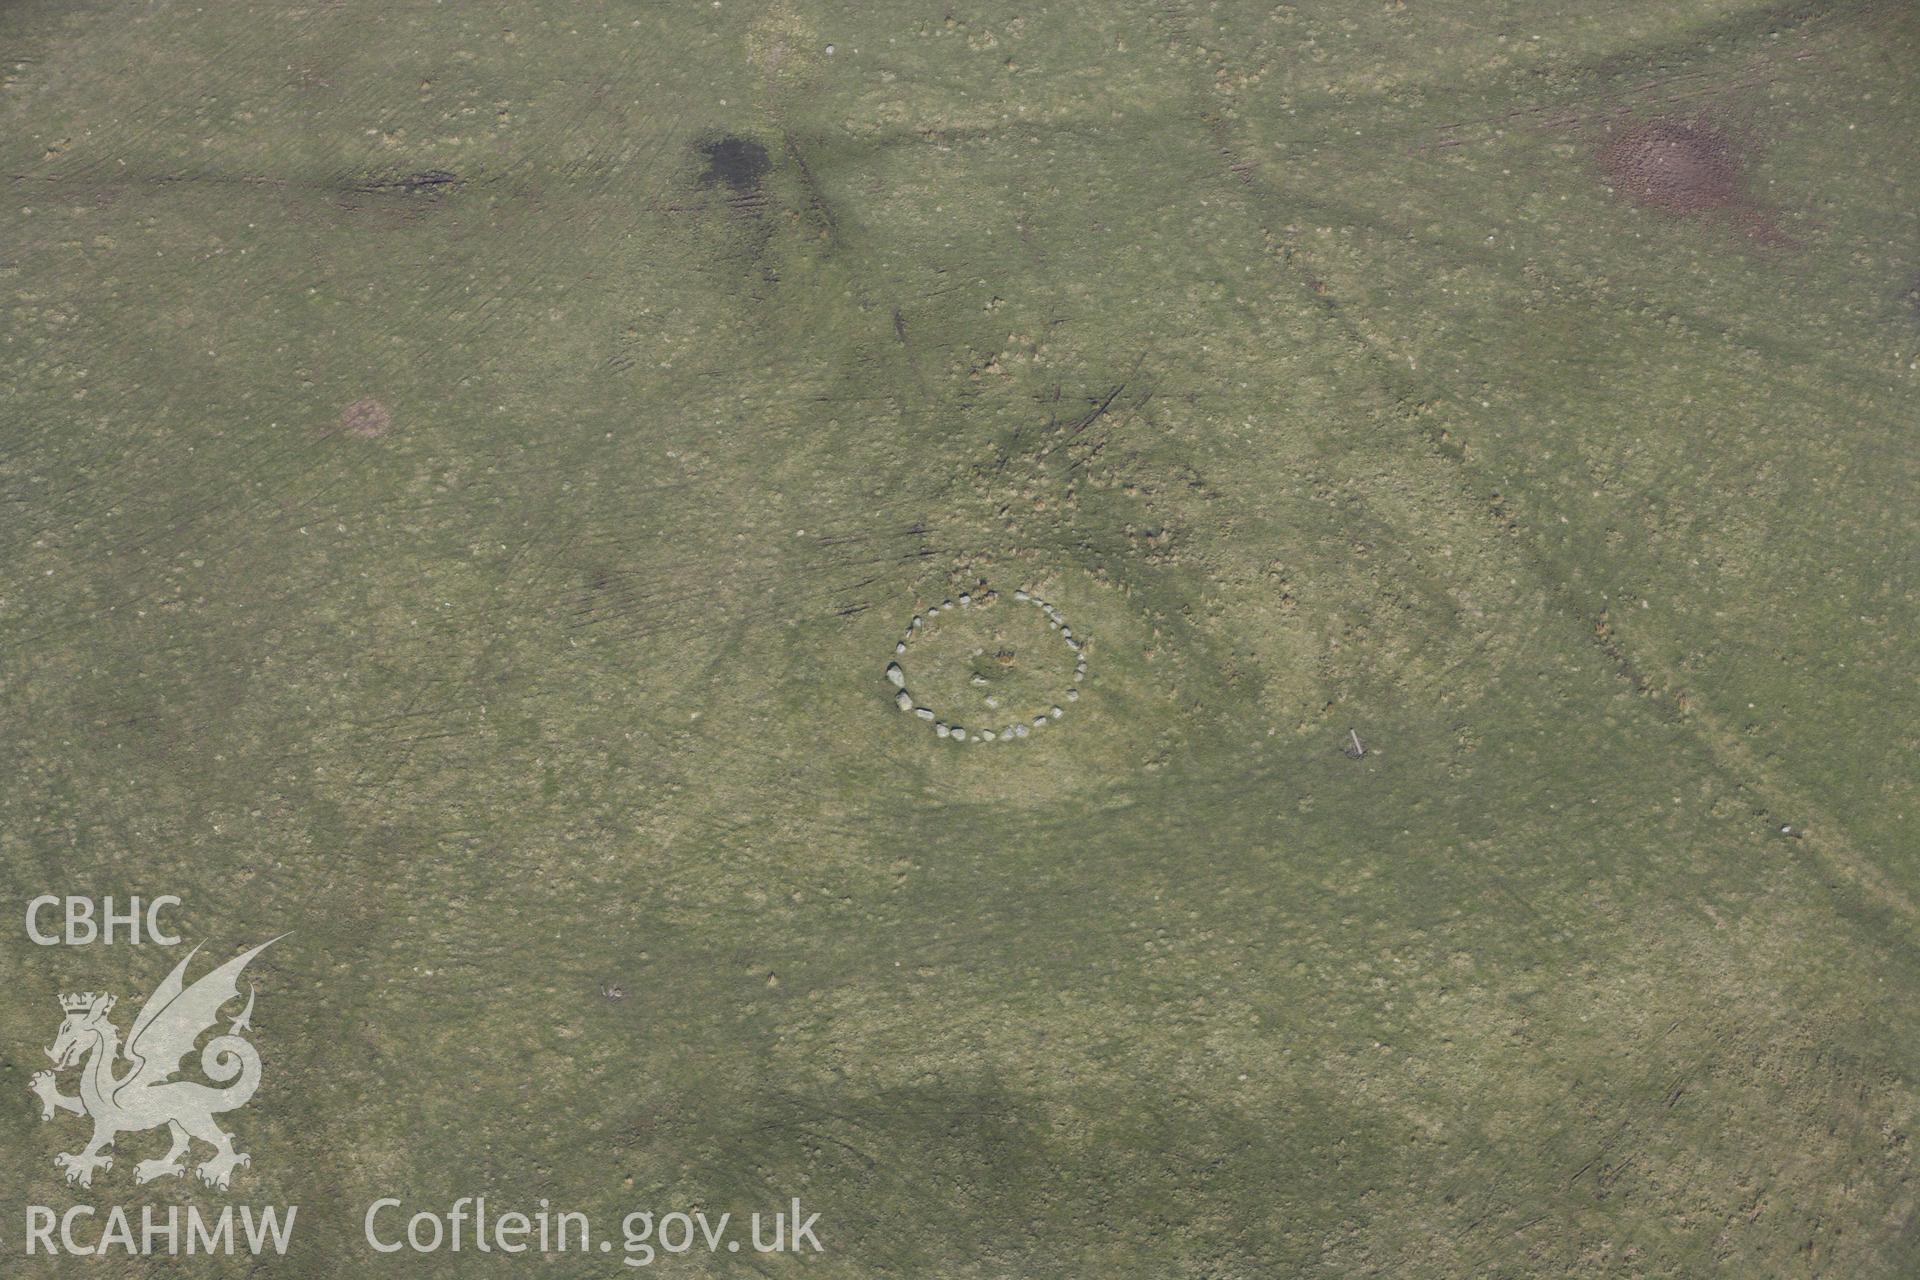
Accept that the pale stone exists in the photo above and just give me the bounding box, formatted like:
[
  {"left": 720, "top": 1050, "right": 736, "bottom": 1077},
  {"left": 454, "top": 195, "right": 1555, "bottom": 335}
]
[
  {"left": 915, "top": 707, "right": 935, "bottom": 721},
  {"left": 896, "top": 690, "right": 914, "bottom": 711},
  {"left": 886, "top": 662, "right": 906, "bottom": 688}
]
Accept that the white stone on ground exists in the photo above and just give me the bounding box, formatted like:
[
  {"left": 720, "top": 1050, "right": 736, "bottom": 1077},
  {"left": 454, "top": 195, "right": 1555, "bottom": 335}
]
[
  {"left": 886, "top": 662, "right": 906, "bottom": 688},
  {"left": 935, "top": 723, "right": 950, "bottom": 738},
  {"left": 1051, "top": 706, "right": 1063, "bottom": 718},
  {"left": 915, "top": 707, "right": 935, "bottom": 720},
  {"left": 1014, "top": 590, "right": 1029, "bottom": 601},
  {"left": 896, "top": 690, "right": 914, "bottom": 711},
  {"left": 1014, "top": 724, "right": 1029, "bottom": 738}
]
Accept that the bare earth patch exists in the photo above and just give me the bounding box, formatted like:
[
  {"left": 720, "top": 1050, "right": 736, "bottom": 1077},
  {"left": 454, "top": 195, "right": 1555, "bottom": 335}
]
[
  {"left": 1598, "top": 117, "right": 1793, "bottom": 245},
  {"left": 339, "top": 397, "right": 393, "bottom": 439},
  {"left": 1600, "top": 119, "right": 1743, "bottom": 214}
]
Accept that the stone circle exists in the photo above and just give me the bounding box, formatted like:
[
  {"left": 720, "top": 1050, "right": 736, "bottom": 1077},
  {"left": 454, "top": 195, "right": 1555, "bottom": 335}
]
[{"left": 885, "top": 582, "right": 1088, "bottom": 744}]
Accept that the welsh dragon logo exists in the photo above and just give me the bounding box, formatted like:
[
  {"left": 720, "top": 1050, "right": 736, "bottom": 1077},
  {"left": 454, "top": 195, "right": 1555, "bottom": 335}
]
[{"left": 28, "top": 938, "right": 282, "bottom": 1191}]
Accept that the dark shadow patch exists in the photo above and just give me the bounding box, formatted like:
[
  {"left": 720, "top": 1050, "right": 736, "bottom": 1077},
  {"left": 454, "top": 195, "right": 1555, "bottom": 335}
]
[
  {"left": 604, "top": 1074, "right": 1393, "bottom": 1273},
  {"left": 696, "top": 136, "right": 771, "bottom": 194}
]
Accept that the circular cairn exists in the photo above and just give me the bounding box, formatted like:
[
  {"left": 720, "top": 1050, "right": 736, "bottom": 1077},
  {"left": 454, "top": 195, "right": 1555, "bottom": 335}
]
[{"left": 886, "top": 584, "right": 1088, "bottom": 744}]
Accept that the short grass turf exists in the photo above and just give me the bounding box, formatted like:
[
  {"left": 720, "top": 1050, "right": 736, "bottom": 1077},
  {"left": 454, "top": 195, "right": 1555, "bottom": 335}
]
[{"left": 2, "top": 1, "right": 1917, "bottom": 1276}]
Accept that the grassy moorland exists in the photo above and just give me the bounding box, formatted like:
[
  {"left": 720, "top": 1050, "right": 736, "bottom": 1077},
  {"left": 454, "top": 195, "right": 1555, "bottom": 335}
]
[{"left": 2, "top": 1, "right": 1915, "bottom": 1275}]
